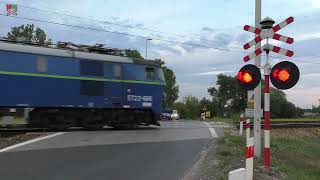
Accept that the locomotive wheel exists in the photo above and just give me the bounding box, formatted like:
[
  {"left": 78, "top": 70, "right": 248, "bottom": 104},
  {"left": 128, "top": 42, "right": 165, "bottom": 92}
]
[
  {"left": 45, "top": 114, "right": 70, "bottom": 130},
  {"left": 81, "top": 114, "right": 104, "bottom": 130},
  {"left": 112, "top": 124, "right": 138, "bottom": 130}
]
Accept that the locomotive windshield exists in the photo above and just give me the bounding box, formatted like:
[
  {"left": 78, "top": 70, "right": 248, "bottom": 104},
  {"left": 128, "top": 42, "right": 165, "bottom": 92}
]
[{"left": 156, "top": 68, "right": 165, "bottom": 82}]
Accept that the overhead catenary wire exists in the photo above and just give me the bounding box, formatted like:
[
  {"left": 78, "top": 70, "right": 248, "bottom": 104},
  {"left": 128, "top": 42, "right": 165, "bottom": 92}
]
[
  {"left": 0, "top": 1, "right": 226, "bottom": 45},
  {"left": 0, "top": 14, "right": 246, "bottom": 54},
  {"left": 0, "top": 14, "right": 320, "bottom": 65}
]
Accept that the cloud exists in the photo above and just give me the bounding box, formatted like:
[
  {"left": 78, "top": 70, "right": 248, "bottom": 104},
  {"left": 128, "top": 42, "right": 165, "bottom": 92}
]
[
  {"left": 303, "top": 73, "right": 320, "bottom": 77},
  {"left": 202, "top": 27, "right": 215, "bottom": 33},
  {"left": 2, "top": 0, "right": 320, "bottom": 108},
  {"left": 312, "top": 0, "right": 320, "bottom": 8},
  {"left": 192, "top": 70, "right": 233, "bottom": 76}
]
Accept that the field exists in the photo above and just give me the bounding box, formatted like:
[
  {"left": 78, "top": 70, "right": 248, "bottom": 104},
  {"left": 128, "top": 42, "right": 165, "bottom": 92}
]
[
  {"left": 208, "top": 117, "right": 320, "bottom": 124},
  {"left": 207, "top": 128, "right": 320, "bottom": 180}
]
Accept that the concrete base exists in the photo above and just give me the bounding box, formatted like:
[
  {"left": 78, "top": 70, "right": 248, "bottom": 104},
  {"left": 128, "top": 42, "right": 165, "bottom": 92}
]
[{"left": 229, "top": 168, "right": 246, "bottom": 180}]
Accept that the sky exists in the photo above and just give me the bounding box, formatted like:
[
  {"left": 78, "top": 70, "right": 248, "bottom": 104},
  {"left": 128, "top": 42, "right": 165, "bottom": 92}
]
[{"left": 0, "top": 0, "right": 320, "bottom": 108}]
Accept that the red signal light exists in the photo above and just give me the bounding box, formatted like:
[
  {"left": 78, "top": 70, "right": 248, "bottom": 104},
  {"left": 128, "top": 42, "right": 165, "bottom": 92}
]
[
  {"left": 237, "top": 64, "right": 261, "bottom": 90},
  {"left": 272, "top": 69, "right": 290, "bottom": 82},
  {"left": 237, "top": 71, "right": 253, "bottom": 83},
  {"left": 270, "top": 61, "right": 299, "bottom": 90}
]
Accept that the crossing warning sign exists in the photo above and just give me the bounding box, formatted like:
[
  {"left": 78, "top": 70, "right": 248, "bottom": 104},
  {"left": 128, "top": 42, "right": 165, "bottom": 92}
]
[{"left": 202, "top": 106, "right": 207, "bottom": 112}]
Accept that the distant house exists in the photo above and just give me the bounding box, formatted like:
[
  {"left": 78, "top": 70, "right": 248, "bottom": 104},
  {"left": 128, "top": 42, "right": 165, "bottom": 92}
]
[{"left": 303, "top": 112, "right": 317, "bottom": 117}]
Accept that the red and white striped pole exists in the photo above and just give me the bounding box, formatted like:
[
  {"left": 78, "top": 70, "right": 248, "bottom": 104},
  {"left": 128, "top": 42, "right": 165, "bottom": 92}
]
[
  {"left": 246, "top": 138, "right": 254, "bottom": 180},
  {"left": 264, "top": 49, "right": 271, "bottom": 170},
  {"left": 245, "top": 118, "right": 254, "bottom": 180},
  {"left": 240, "top": 114, "right": 244, "bottom": 135},
  {"left": 246, "top": 119, "right": 250, "bottom": 140}
]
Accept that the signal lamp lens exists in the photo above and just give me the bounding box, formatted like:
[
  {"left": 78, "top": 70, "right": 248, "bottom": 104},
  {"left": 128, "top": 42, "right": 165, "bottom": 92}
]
[
  {"left": 237, "top": 64, "right": 261, "bottom": 90},
  {"left": 273, "top": 69, "right": 290, "bottom": 82},
  {"left": 270, "top": 61, "right": 300, "bottom": 90},
  {"left": 237, "top": 71, "right": 253, "bottom": 83},
  {"left": 243, "top": 72, "right": 253, "bottom": 83}
]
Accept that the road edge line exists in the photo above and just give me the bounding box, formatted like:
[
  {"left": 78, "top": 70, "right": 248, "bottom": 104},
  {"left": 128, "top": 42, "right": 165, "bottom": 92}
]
[
  {"left": 203, "top": 122, "right": 219, "bottom": 138},
  {"left": 0, "top": 132, "right": 66, "bottom": 153}
]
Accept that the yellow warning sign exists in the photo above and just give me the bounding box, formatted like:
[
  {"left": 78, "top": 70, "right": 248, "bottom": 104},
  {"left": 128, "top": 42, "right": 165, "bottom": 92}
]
[
  {"left": 247, "top": 100, "right": 254, "bottom": 109},
  {"left": 202, "top": 106, "right": 207, "bottom": 112}
]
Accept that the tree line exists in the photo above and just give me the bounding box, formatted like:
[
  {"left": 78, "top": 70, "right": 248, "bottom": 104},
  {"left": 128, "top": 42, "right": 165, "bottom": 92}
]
[{"left": 174, "top": 74, "right": 304, "bottom": 120}]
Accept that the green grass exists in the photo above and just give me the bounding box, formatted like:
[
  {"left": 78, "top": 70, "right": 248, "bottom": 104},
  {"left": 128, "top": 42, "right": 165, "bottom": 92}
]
[
  {"left": 272, "top": 118, "right": 320, "bottom": 122},
  {"left": 217, "top": 130, "right": 320, "bottom": 180},
  {"left": 271, "top": 137, "right": 320, "bottom": 180},
  {"left": 209, "top": 117, "right": 320, "bottom": 124}
]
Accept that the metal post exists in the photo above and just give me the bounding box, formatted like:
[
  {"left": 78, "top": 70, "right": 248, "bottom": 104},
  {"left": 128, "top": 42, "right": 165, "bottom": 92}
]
[
  {"left": 145, "top": 39, "right": 148, "bottom": 59},
  {"left": 254, "top": 0, "right": 262, "bottom": 158},
  {"left": 246, "top": 119, "right": 251, "bottom": 141},
  {"left": 264, "top": 42, "right": 271, "bottom": 170},
  {"left": 240, "top": 114, "right": 244, "bottom": 135},
  {"left": 145, "top": 38, "right": 152, "bottom": 60}
]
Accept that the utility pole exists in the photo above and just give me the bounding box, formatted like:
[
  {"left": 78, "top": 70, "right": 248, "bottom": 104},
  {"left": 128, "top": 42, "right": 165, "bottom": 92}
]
[
  {"left": 254, "top": 0, "right": 262, "bottom": 158},
  {"left": 145, "top": 38, "right": 152, "bottom": 59}
]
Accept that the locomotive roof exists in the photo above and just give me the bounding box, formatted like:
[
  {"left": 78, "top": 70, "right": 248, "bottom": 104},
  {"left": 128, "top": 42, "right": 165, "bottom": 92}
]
[{"left": 0, "top": 40, "right": 160, "bottom": 67}]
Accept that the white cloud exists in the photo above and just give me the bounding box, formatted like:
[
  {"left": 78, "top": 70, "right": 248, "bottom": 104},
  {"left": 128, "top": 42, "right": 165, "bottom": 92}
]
[
  {"left": 286, "top": 87, "right": 320, "bottom": 108},
  {"left": 303, "top": 73, "right": 320, "bottom": 77},
  {"left": 192, "top": 70, "right": 233, "bottom": 76},
  {"left": 295, "top": 32, "right": 320, "bottom": 42},
  {"left": 312, "top": 0, "right": 320, "bottom": 8}
]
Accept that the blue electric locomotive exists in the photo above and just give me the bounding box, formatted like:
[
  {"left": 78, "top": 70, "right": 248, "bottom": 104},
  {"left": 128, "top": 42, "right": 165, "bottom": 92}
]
[{"left": 0, "top": 40, "right": 165, "bottom": 129}]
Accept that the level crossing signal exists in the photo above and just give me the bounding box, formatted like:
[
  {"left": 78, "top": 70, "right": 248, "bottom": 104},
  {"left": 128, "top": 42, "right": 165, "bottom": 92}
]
[
  {"left": 270, "top": 61, "right": 300, "bottom": 90},
  {"left": 237, "top": 64, "right": 261, "bottom": 90}
]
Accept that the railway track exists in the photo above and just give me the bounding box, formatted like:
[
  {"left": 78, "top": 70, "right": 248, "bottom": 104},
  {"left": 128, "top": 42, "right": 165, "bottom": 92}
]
[
  {"left": 0, "top": 121, "right": 319, "bottom": 133},
  {"left": 237, "top": 122, "right": 320, "bottom": 129}
]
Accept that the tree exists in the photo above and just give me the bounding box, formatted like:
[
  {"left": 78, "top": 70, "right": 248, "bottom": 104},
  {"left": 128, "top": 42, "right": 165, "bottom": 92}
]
[
  {"left": 7, "top": 24, "right": 52, "bottom": 46},
  {"left": 173, "top": 95, "right": 201, "bottom": 119},
  {"left": 123, "top": 52, "right": 179, "bottom": 107},
  {"left": 207, "top": 74, "right": 302, "bottom": 118},
  {"left": 208, "top": 74, "right": 246, "bottom": 116},
  {"left": 124, "top": 49, "right": 143, "bottom": 58},
  {"left": 200, "top": 97, "right": 219, "bottom": 117},
  {"left": 183, "top": 95, "right": 201, "bottom": 119},
  {"left": 269, "top": 88, "right": 303, "bottom": 118},
  {"left": 120, "top": 50, "right": 179, "bottom": 107},
  {"left": 154, "top": 59, "right": 179, "bottom": 107}
]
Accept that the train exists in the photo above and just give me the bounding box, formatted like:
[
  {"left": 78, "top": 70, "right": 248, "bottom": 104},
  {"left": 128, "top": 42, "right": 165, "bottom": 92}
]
[{"left": 0, "top": 40, "right": 166, "bottom": 129}]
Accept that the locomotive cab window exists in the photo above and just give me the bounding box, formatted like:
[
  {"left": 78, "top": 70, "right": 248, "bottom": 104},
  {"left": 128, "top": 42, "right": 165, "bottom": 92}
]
[
  {"left": 80, "top": 60, "right": 104, "bottom": 76},
  {"left": 37, "top": 56, "right": 48, "bottom": 73},
  {"left": 113, "top": 64, "right": 122, "bottom": 78},
  {"left": 145, "top": 67, "right": 155, "bottom": 80},
  {"left": 156, "top": 68, "right": 165, "bottom": 82}
]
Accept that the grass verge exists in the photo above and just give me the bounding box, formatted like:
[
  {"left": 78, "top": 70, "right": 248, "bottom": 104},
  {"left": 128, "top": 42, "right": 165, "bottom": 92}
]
[
  {"left": 268, "top": 136, "right": 320, "bottom": 180},
  {"left": 207, "top": 128, "right": 320, "bottom": 180},
  {"left": 207, "top": 117, "right": 320, "bottom": 124}
]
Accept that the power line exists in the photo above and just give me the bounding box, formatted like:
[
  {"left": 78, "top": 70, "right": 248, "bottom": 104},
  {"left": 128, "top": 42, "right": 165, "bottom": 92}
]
[
  {"left": 1, "top": 13, "right": 320, "bottom": 65},
  {"left": 0, "top": 13, "right": 246, "bottom": 54},
  {"left": 0, "top": 1, "right": 227, "bottom": 45}
]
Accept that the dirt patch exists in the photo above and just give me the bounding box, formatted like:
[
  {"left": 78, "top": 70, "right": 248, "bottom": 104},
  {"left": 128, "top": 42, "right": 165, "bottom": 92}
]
[
  {"left": 272, "top": 128, "right": 320, "bottom": 138},
  {"left": 0, "top": 133, "right": 49, "bottom": 149},
  {"left": 254, "top": 166, "right": 288, "bottom": 180},
  {"left": 195, "top": 128, "right": 245, "bottom": 180}
]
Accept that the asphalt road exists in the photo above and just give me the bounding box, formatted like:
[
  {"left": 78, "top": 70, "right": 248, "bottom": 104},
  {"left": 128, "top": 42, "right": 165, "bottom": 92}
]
[{"left": 0, "top": 120, "right": 225, "bottom": 180}]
